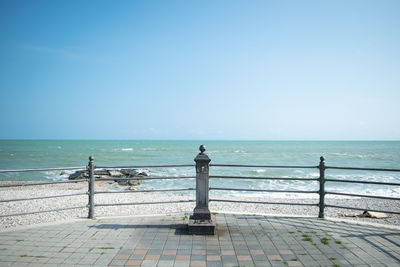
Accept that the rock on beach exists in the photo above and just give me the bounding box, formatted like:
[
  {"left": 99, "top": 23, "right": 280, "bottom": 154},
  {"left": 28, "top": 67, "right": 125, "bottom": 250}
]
[{"left": 67, "top": 168, "right": 148, "bottom": 186}]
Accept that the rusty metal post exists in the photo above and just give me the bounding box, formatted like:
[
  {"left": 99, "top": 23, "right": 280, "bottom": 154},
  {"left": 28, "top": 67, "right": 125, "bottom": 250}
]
[
  {"left": 88, "top": 156, "right": 95, "bottom": 219},
  {"left": 318, "top": 156, "right": 326, "bottom": 218}
]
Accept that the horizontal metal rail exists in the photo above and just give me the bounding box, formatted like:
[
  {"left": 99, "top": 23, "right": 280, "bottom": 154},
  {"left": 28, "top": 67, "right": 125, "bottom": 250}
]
[
  {"left": 0, "top": 179, "right": 88, "bottom": 188},
  {"left": 0, "top": 206, "right": 88, "bottom": 218},
  {"left": 210, "top": 198, "right": 318, "bottom": 206},
  {"left": 95, "top": 199, "right": 195, "bottom": 207},
  {"left": 325, "top": 204, "right": 400, "bottom": 215},
  {"left": 326, "top": 166, "right": 400, "bottom": 172},
  {"left": 210, "top": 164, "right": 317, "bottom": 169},
  {"left": 95, "top": 176, "right": 195, "bottom": 181},
  {"left": 325, "top": 191, "right": 400, "bottom": 201},
  {"left": 95, "top": 188, "right": 195, "bottom": 194},
  {"left": 210, "top": 187, "right": 318, "bottom": 193},
  {"left": 95, "top": 164, "right": 194, "bottom": 169},
  {"left": 0, "top": 192, "right": 88, "bottom": 203},
  {"left": 210, "top": 175, "right": 318, "bottom": 181},
  {"left": 0, "top": 166, "right": 86, "bottom": 173},
  {"left": 325, "top": 178, "right": 400, "bottom": 186}
]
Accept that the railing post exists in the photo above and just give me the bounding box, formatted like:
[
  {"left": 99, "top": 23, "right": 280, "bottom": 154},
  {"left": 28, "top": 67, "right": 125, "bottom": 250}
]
[
  {"left": 318, "top": 156, "right": 326, "bottom": 218},
  {"left": 88, "top": 156, "right": 95, "bottom": 219},
  {"left": 188, "top": 145, "right": 216, "bottom": 235}
]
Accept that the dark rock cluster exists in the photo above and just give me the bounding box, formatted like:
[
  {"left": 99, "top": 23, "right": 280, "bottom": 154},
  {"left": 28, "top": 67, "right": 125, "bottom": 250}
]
[{"left": 67, "top": 168, "right": 149, "bottom": 187}]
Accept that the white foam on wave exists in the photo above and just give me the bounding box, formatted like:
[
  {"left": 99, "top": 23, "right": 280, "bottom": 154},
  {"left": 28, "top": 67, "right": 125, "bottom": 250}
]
[
  {"left": 142, "top": 148, "right": 157, "bottom": 151},
  {"left": 121, "top": 148, "right": 133, "bottom": 151},
  {"left": 328, "top": 173, "right": 400, "bottom": 183},
  {"left": 36, "top": 162, "right": 400, "bottom": 199},
  {"left": 44, "top": 170, "right": 73, "bottom": 181}
]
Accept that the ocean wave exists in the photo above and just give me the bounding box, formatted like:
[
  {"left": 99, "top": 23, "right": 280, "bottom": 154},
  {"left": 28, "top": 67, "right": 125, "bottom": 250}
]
[
  {"left": 44, "top": 170, "right": 73, "bottom": 181},
  {"left": 121, "top": 148, "right": 133, "bottom": 151},
  {"left": 326, "top": 173, "right": 400, "bottom": 183},
  {"left": 34, "top": 167, "right": 400, "bottom": 199}
]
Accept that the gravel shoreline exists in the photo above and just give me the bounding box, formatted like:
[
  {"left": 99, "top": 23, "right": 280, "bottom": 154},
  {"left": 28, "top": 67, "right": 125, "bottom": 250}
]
[{"left": 1, "top": 181, "right": 399, "bottom": 231}]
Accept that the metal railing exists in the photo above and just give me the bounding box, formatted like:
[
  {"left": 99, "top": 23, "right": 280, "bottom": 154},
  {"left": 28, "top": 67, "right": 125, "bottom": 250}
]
[
  {"left": 323, "top": 162, "right": 400, "bottom": 215},
  {"left": 86, "top": 156, "right": 196, "bottom": 218},
  {"left": 210, "top": 157, "right": 400, "bottom": 217},
  {"left": 0, "top": 175, "right": 88, "bottom": 218},
  {"left": 0, "top": 148, "right": 399, "bottom": 219},
  {"left": 209, "top": 162, "right": 320, "bottom": 214},
  {"left": 0, "top": 158, "right": 196, "bottom": 219}
]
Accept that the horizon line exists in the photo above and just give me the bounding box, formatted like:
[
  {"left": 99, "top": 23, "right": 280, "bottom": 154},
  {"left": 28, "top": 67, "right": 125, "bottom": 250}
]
[{"left": 0, "top": 139, "right": 399, "bottom": 142}]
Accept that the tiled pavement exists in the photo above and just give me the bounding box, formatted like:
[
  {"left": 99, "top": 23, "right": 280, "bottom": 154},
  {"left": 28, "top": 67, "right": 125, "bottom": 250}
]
[{"left": 0, "top": 213, "right": 399, "bottom": 266}]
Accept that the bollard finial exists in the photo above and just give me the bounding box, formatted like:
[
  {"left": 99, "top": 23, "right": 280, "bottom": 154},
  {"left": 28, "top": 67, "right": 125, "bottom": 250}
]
[
  {"left": 320, "top": 156, "right": 325, "bottom": 163},
  {"left": 89, "top": 156, "right": 94, "bottom": 162},
  {"left": 199, "top": 145, "right": 206, "bottom": 154}
]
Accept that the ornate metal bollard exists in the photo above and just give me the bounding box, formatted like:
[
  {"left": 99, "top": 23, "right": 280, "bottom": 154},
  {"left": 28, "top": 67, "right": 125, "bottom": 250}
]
[{"left": 188, "top": 145, "right": 216, "bottom": 235}]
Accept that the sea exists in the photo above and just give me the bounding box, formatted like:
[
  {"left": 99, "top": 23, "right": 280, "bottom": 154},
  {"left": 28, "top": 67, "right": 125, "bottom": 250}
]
[{"left": 0, "top": 140, "right": 399, "bottom": 198}]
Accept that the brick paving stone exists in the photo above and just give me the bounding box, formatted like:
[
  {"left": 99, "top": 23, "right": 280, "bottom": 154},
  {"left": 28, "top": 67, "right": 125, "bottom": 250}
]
[
  {"left": 46, "top": 257, "right": 67, "bottom": 264},
  {"left": 158, "top": 260, "right": 175, "bottom": 266},
  {"left": 130, "top": 254, "right": 146, "bottom": 260},
  {"left": 174, "top": 261, "right": 190, "bottom": 267},
  {"left": 220, "top": 250, "right": 235, "bottom": 256},
  {"left": 109, "top": 259, "right": 127, "bottom": 266},
  {"left": 119, "top": 248, "right": 134, "bottom": 254},
  {"left": 192, "top": 249, "right": 206, "bottom": 255},
  {"left": 176, "top": 255, "right": 191, "bottom": 261},
  {"left": 252, "top": 254, "right": 268, "bottom": 261},
  {"left": 141, "top": 259, "right": 159, "bottom": 266},
  {"left": 235, "top": 249, "right": 250, "bottom": 255},
  {"left": 149, "top": 249, "right": 163, "bottom": 254},
  {"left": 145, "top": 254, "right": 161, "bottom": 260},
  {"left": 206, "top": 249, "right": 220, "bottom": 255},
  {"left": 162, "top": 249, "right": 177, "bottom": 255},
  {"left": 177, "top": 249, "right": 192, "bottom": 255},
  {"left": 79, "top": 257, "right": 100, "bottom": 265},
  {"left": 206, "top": 261, "right": 223, "bottom": 267},
  {"left": 190, "top": 260, "right": 206, "bottom": 267},
  {"left": 267, "top": 255, "right": 283, "bottom": 261},
  {"left": 206, "top": 255, "right": 221, "bottom": 261},
  {"left": 161, "top": 255, "right": 177, "bottom": 260},
  {"left": 237, "top": 255, "right": 252, "bottom": 261},
  {"left": 221, "top": 255, "right": 238, "bottom": 264},
  {"left": 255, "top": 260, "right": 272, "bottom": 267},
  {"left": 287, "top": 261, "right": 303, "bottom": 266},
  {"left": 133, "top": 249, "right": 149, "bottom": 254},
  {"left": 191, "top": 255, "right": 206, "bottom": 261},
  {"left": 279, "top": 249, "right": 293, "bottom": 255},
  {"left": 238, "top": 260, "right": 255, "bottom": 267},
  {"left": 113, "top": 254, "right": 130, "bottom": 260},
  {"left": 125, "top": 259, "right": 143, "bottom": 266},
  {"left": 250, "top": 249, "right": 264, "bottom": 255}
]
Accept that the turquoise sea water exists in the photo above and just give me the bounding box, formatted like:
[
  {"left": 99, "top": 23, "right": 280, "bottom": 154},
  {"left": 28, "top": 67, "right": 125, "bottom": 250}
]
[{"left": 0, "top": 140, "right": 399, "bottom": 197}]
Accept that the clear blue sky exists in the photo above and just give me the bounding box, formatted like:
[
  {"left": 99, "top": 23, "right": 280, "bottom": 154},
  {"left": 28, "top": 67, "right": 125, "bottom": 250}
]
[{"left": 1, "top": 0, "right": 399, "bottom": 140}]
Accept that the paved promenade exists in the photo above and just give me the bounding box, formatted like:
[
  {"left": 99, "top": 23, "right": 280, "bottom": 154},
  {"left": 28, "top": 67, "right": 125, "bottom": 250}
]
[{"left": 0, "top": 213, "right": 399, "bottom": 267}]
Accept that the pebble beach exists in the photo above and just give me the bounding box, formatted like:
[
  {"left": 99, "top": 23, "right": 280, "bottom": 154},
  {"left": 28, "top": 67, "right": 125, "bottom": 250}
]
[{"left": 1, "top": 181, "right": 399, "bottom": 232}]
